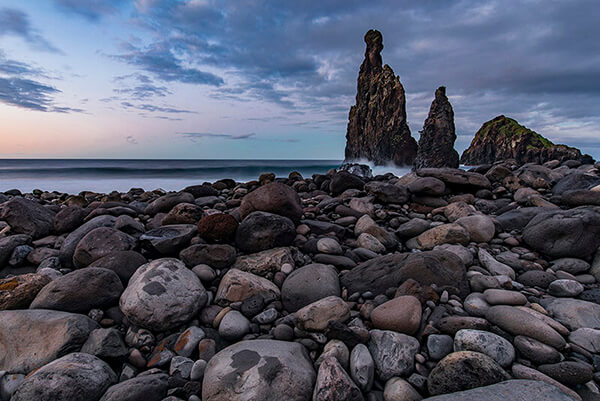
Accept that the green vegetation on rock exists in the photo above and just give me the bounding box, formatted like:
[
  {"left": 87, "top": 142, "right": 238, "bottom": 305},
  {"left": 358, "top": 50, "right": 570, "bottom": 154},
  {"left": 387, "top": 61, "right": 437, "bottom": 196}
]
[{"left": 479, "top": 116, "right": 554, "bottom": 149}]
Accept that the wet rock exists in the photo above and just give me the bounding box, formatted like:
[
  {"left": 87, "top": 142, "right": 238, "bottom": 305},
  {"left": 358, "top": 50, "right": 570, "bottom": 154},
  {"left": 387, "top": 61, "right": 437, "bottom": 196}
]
[
  {"left": 368, "top": 329, "right": 419, "bottom": 380},
  {"left": 31, "top": 267, "right": 123, "bottom": 313},
  {"left": 240, "top": 182, "right": 303, "bottom": 222},
  {"left": 120, "top": 258, "right": 207, "bottom": 332},
  {"left": 0, "top": 198, "right": 54, "bottom": 239},
  {"left": 202, "top": 340, "right": 316, "bottom": 401},
  {"left": 236, "top": 211, "right": 296, "bottom": 253},
  {"left": 282, "top": 263, "right": 340, "bottom": 312},
  {"left": 140, "top": 224, "right": 196, "bottom": 254},
  {"left": 12, "top": 353, "right": 116, "bottom": 401},
  {"left": 427, "top": 351, "right": 509, "bottom": 396}
]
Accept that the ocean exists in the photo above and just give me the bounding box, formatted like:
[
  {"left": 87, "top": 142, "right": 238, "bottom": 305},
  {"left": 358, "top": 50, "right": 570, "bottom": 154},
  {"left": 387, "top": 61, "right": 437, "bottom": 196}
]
[{"left": 0, "top": 159, "right": 413, "bottom": 194}]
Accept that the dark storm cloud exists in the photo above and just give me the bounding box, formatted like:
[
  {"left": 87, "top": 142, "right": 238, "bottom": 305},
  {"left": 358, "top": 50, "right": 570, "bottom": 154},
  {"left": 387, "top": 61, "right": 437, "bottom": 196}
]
[
  {"left": 0, "top": 8, "right": 60, "bottom": 52},
  {"left": 51, "top": 0, "right": 124, "bottom": 21},
  {"left": 0, "top": 52, "right": 83, "bottom": 113}
]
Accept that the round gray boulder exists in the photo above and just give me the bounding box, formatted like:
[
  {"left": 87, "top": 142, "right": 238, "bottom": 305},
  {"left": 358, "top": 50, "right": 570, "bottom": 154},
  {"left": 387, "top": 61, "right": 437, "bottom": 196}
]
[
  {"left": 281, "top": 263, "right": 340, "bottom": 312},
  {"left": 120, "top": 258, "right": 207, "bottom": 331},
  {"left": 202, "top": 340, "right": 316, "bottom": 401}
]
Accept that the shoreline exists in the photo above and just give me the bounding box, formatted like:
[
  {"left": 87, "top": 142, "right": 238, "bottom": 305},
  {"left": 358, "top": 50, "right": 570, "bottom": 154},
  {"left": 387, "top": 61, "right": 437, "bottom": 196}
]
[{"left": 1, "top": 158, "right": 600, "bottom": 400}]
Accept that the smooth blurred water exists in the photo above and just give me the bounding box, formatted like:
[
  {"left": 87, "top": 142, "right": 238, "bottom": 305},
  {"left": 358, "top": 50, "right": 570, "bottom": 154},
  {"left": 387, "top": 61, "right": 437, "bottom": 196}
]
[{"left": 0, "top": 159, "right": 414, "bottom": 193}]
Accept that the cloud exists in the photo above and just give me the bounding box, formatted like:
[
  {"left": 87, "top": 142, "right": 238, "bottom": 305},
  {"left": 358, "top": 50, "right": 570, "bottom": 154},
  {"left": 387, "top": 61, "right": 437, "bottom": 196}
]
[
  {"left": 125, "top": 135, "right": 138, "bottom": 144},
  {"left": 0, "top": 52, "right": 83, "bottom": 113},
  {"left": 0, "top": 8, "right": 60, "bottom": 53},
  {"left": 113, "top": 74, "right": 172, "bottom": 99},
  {"left": 120, "top": 101, "right": 194, "bottom": 114},
  {"left": 113, "top": 42, "right": 224, "bottom": 86},
  {"left": 51, "top": 0, "right": 123, "bottom": 21},
  {"left": 179, "top": 132, "right": 256, "bottom": 142}
]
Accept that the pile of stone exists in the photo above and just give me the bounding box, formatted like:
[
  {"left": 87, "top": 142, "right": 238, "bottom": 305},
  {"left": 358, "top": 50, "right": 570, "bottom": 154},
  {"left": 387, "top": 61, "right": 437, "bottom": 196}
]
[{"left": 1, "top": 158, "right": 600, "bottom": 400}]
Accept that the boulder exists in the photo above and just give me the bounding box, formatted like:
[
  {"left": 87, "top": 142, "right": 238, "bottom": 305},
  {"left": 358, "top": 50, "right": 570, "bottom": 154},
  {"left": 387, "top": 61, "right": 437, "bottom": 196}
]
[
  {"left": 423, "top": 380, "right": 575, "bottom": 401},
  {"left": 0, "top": 309, "right": 98, "bottom": 373},
  {"left": 11, "top": 353, "right": 116, "bottom": 401},
  {"left": 368, "top": 330, "right": 419, "bottom": 380},
  {"left": 343, "top": 29, "right": 417, "bottom": 166},
  {"left": 73, "top": 227, "right": 136, "bottom": 268},
  {"left": 340, "top": 250, "right": 468, "bottom": 297},
  {"left": 0, "top": 273, "right": 50, "bottom": 310},
  {"left": 139, "top": 224, "right": 196, "bottom": 254},
  {"left": 455, "top": 214, "right": 495, "bottom": 243},
  {"left": 0, "top": 198, "right": 54, "bottom": 238},
  {"left": 370, "top": 295, "right": 422, "bottom": 335},
  {"left": 523, "top": 207, "right": 600, "bottom": 258},
  {"left": 427, "top": 351, "right": 509, "bottom": 395},
  {"left": 233, "top": 247, "right": 294, "bottom": 277},
  {"left": 414, "top": 224, "right": 470, "bottom": 249},
  {"left": 59, "top": 215, "right": 117, "bottom": 268},
  {"left": 202, "top": 340, "right": 316, "bottom": 401},
  {"left": 179, "top": 244, "right": 236, "bottom": 269},
  {"left": 119, "top": 258, "right": 207, "bottom": 331},
  {"left": 544, "top": 298, "right": 600, "bottom": 330},
  {"left": 30, "top": 267, "right": 123, "bottom": 313},
  {"left": 414, "top": 86, "right": 459, "bottom": 169},
  {"left": 99, "top": 373, "right": 168, "bottom": 401},
  {"left": 144, "top": 192, "right": 194, "bottom": 215},
  {"left": 215, "top": 269, "right": 280, "bottom": 304},
  {"left": 416, "top": 168, "right": 491, "bottom": 189},
  {"left": 88, "top": 250, "right": 147, "bottom": 285},
  {"left": 0, "top": 234, "right": 31, "bottom": 267},
  {"left": 161, "top": 202, "right": 204, "bottom": 225},
  {"left": 313, "top": 357, "right": 363, "bottom": 401},
  {"left": 453, "top": 329, "right": 515, "bottom": 367},
  {"left": 240, "top": 182, "right": 303, "bottom": 222},
  {"left": 294, "top": 296, "right": 350, "bottom": 331},
  {"left": 364, "top": 181, "right": 409, "bottom": 204},
  {"left": 282, "top": 263, "right": 340, "bottom": 312},
  {"left": 54, "top": 206, "right": 87, "bottom": 234},
  {"left": 235, "top": 211, "right": 296, "bottom": 253},
  {"left": 197, "top": 213, "right": 239, "bottom": 243}
]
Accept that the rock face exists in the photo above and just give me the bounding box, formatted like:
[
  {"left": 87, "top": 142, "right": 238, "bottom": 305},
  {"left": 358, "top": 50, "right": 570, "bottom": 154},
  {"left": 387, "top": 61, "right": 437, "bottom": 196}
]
[
  {"left": 0, "top": 310, "right": 98, "bottom": 373},
  {"left": 202, "top": 340, "right": 316, "bottom": 401},
  {"left": 119, "top": 258, "right": 207, "bottom": 332},
  {"left": 461, "top": 115, "right": 589, "bottom": 165},
  {"left": 414, "top": 87, "right": 459, "bottom": 169},
  {"left": 344, "top": 29, "right": 418, "bottom": 166}
]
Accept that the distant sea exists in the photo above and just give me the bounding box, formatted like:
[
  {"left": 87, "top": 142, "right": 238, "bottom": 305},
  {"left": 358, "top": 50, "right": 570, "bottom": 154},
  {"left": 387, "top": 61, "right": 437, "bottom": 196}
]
[{"left": 0, "top": 159, "right": 413, "bottom": 194}]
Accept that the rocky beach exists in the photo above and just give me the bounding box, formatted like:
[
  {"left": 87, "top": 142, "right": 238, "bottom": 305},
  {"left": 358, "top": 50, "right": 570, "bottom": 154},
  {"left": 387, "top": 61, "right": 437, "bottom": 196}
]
[{"left": 1, "top": 26, "right": 600, "bottom": 401}]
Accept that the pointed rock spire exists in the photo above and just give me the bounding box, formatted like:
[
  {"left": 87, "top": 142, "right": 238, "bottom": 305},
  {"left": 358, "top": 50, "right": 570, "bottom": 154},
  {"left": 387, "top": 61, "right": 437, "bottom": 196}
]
[
  {"left": 414, "top": 86, "right": 459, "bottom": 169},
  {"left": 344, "top": 30, "right": 418, "bottom": 166}
]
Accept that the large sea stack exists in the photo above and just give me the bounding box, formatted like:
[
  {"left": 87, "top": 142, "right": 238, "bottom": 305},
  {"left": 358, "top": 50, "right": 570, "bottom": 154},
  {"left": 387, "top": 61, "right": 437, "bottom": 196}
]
[
  {"left": 414, "top": 86, "right": 459, "bottom": 169},
  {"left": 461, "top": 115, "right": 592, "bottom": 165},
  {"left": 344, "top": 30, "right": 418, "bottom": 166}
]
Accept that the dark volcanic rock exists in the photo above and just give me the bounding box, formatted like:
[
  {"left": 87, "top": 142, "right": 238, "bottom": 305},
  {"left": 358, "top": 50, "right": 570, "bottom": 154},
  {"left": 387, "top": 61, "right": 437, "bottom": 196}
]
[
  {"left": 239, "top": 182, "right": 303, "bottom": 222},
  {"left": 340, "top": 250, "right": 468, "bottom": 297},
  {"left": 99, "top": 373, "right": 168, "bottom": 401},
  {"left": 0, "top": 234, "right": 31, "bottom": 267},
  {"left": 54, "top": 206, "right": 87, "bottom": 234},
  {"left": 414, "top": 87, "right": 459, "bottom": 169},
  {"left": 0, "top": 198, "right": 55, "bottom": 238},
  {"left": 235, "top": 211, "right": 296, "bottom": 253},
  {"left": 197, "top": 213, "right": 239, "bottom": 243},
  {"left": 139, "top": 224, "right": 196, "bottom": 254},
  {"left": 30, "top": 267, "right": 124, "bottom": 313},
  {"left": 73, "top": 227, "right": 136, "bottom": 268},
  {"left": 523, "top": 207, "right": 600, "bottom": 258},
  {"left": 330, "top": 172, "right": 364, "bottom": 196},
  {"left": 0, "top": 273, "right": 50, "bottom": 310},
  {"left": 88, "top": 250, "right": 147, "bottom": 285},
  {"left": 59, "top": 215, "right": 117, "bottom": 269},
  {"left": 461, "top": 115, "right": 589, "bottom": 165},
  {"left": 344, "top": 29, "right": 417, "bottom": 166}
]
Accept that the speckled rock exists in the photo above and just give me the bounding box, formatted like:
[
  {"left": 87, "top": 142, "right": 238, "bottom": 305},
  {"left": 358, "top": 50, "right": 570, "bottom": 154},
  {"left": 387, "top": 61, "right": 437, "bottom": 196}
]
[{"left": 368, "top": 330, "right": 420, "bottom": 380}]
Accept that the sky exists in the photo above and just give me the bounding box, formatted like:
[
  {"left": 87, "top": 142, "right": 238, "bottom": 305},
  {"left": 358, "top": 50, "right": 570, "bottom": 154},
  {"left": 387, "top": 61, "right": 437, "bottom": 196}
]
[{"left": 0, "top": 0, "right": 599, "bottom": 159}]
